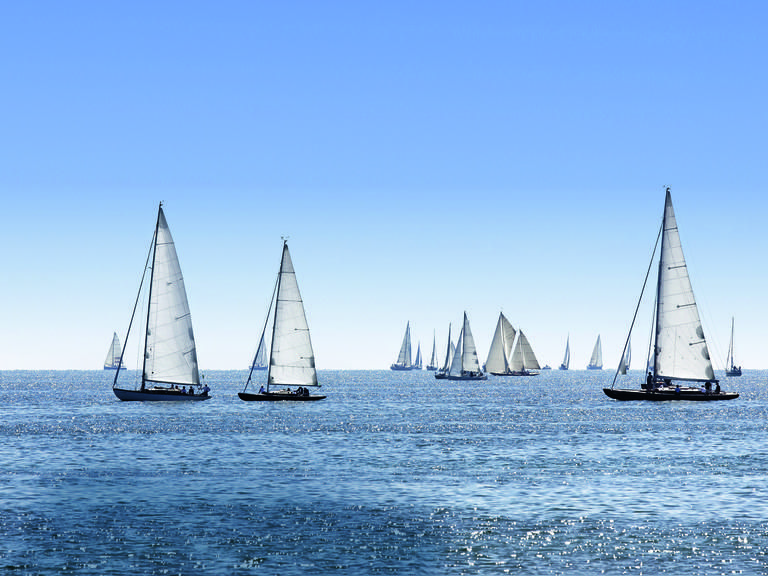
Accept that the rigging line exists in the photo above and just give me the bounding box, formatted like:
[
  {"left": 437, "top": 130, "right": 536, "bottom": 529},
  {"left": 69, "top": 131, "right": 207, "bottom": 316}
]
[
  {"left": 611, "top": 221, "right": 663, "bottom": 390},
  {"left": 243, "top": 271, "right": 280, "bottom": 393},
  {"left": 113, "top": 227, "right": 157, "bottom": 389}
]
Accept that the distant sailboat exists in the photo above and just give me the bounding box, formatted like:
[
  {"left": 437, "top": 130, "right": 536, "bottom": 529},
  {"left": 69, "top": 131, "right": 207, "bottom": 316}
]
[
  {"left": 485, "top": 313, "right": 540, "bottom": 376},
  {"left": 250, "top": 332, "right": 267, "bottom": 371},
  {"left": 604, "top": 188, "right": 738, "bottom": 401},
  {"left": 507, "top": 330, "right": 540, "bottom": 376},
  {"left": 435, "top": 324, "right": 454, "bottom": 379},
  {"left": 725, "top": 317, "right": 742, "bottom": 377},
  {"left": 390, "top": 322, "right": 414, "bottom": 370},
  {"left": 558, "top": 335, "right": 570, "bottom": 370},
  {"left": 239, "top": 240, "right": 325, "bottom": 401},
  {"left": 618, "top": 338, "right": 631, "bottom": 374},
  {"left": 446, "top": 312, "right": 487, "bottom": 380},
  {"left": 103, "top": 332, "right": 125, "bottom": 370},
  {"left": 426, "top": 331, "right": 438, "bottom": 371},
  {"left": 414, "top": 342, "right": 423, "bottom": 370},
  {"left": 112, "top": 203, "right": 210, "bottom": 401},
  {"left": 587, "top": 335, "right": 603, "bottom": 370}
]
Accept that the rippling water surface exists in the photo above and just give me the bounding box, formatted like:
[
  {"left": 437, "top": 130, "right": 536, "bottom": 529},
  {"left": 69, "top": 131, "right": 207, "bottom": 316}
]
[{"left": 1, "top": 369, "right": 767, "bottom": 574}]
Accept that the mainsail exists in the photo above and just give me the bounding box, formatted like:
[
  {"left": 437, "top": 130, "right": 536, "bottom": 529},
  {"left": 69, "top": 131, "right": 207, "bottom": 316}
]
[
  {"left": 268, "top": 242, "right": 318, "bottom": 387},
  {"left": 104, "top": 332, "right": 123, "bottom": 369},
  {"left": 485, "top": 312, "right": 516, "bottom": 374},
  {"left": 654, "top": 189, "right": 715, "bottom": 382},
  {"left": 143, "top": 207, "right": 199, "bottom": 388}
]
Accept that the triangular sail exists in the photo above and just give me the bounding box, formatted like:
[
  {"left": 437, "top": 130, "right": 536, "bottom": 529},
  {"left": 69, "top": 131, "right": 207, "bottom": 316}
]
[
  {"left": 485, "top": 312, "right": 516, "bottom": 374},
  {"left": 559, "top": 336, "right": 570, "bottom": 370},
  {"left": 268, "top": 243, "right": 317, "bottom": 387},
  {"left": 414, "top": 343, "right": 422, "bottom": 369},
  {"left": 448, "top": 327, "right": 464, "bottom": 377},
  {"left": 428, "top": 332, "right": 437, "bottom": 367},
  {"left": 589, "top": 335, "right": 603, "bottom": 368},
  {"left": 394, "top": 322, "right": 412, "bottom": 368},
  {"left": 518, "top": 331, "right": 540, "bottom": 370},
  {"left": 727, "top": 317, "right": 736, "bottom": 368},
  {"left": 449, "top": 312, "right": 480, "bottom": 376},
  {"left": 104, "top": 332, "right": 122, "bottom": 369},
  {"left": 143, "top": 207, "right": 199, "bottom": 387},
  {"left": 619, "top": 338, "right": 631, "bottom": 375},
  {"left": 654, "top": 189, "right": 715, "bottom": 381}
]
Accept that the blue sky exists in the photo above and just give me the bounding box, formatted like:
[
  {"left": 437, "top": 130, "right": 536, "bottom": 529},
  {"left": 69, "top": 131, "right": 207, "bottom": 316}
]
[{"left": 1, "top": 1, "right": 766, "bottom": 370}]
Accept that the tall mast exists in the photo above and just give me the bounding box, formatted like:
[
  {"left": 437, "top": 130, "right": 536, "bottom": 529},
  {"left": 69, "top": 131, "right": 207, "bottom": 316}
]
[
  {"left": 140, "top": 203, "right": 163, "bottom": 391},
  {"left": 653, "top": 188, "right": 669, "bottom": 378},
  {"left": 266, "top": 240, "right": 288, "bottom": 392}
]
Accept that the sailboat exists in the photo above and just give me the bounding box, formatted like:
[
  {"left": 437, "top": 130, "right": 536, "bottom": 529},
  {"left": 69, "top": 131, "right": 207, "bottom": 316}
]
[
  {"left": 587, "top": 335, "right": 603, "bottom": 370},
  {"left": 426, "top": 331, "right": 438, "bottom": 371},
  {"left": 507, "top": 330, "right": 541, "bottom": 376},
  {"left": 604, "top": 188, "right": 738, "bottom": 401},
  {"left": 725, "top": 317, "right": 742, "bottom": 376},
  {"left": 618, "top": 338, "right": 631, "bottom": 374},
  {"left": 390, "top": 322, "right": 414, "bottom": 370},
  {"left": 103, "top": 332, "right": 125, "bottom": 370},
  {"left": 435, "top": 324, "right": 454, "bottom": 379},
  {"left": 445, "top": 312, "right": 487, "bottom": 380},
  {"left": 485, "top": 312, "right": 516, "bottom": 376},
  {"left": 112, "top": 204, "right": 210, "bottom": 401},
  {"left": 239, "top": 240, "right": 325, "bottom": 401},
  {"left": 250, "top": 332, "right": 268, "bottom": 371},
  {"left": 558, "top": 335, "right": 570, "bottom": 370},
  {"left": 413, "top": 342, "right": 423, "bottom": 370}
]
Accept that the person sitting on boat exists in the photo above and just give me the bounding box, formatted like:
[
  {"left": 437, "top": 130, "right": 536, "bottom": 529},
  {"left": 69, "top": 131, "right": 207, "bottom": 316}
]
[
  {"left": 675, "top": 384, "right": 680, "bottom": 394},
  {"left": 201, "top": 384, "right": 210, "bottom": 396},
  {"left": 181, "top": 386, "right": 187, "bottom": 394},
  {"left": 646, "top": 371, "right": 653, "bottom": 392},
  {"left": 715, "top": 382, "right": 721, "bottom": 394},
  {"left": 189, "top": 386, "right": 194, "bottom": 395},
  {"left": 705, "top": 381, "right": 712, "bottom": 394},
  {"left": 259, "top": 385, "right": 265, "bottom": 395}
]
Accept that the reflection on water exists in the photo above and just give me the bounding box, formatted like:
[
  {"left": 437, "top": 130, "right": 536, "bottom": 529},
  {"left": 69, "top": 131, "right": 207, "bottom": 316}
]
[{"left": 0, "top": 369, "right": 766, "bottom": 574}]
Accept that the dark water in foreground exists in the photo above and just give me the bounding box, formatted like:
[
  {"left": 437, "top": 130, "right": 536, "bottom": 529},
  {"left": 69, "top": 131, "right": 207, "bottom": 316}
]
[{"left": 0, "top": 369, "right": 766, "bottom": 575}]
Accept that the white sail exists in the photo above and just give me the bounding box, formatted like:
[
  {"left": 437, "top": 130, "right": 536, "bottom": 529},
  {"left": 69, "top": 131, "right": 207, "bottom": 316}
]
[
  {"left": 393, "top": 322, "right": 412, "bottom": 368},
  {"left": 618, "top": 339, "right": 631, "bottom": 375},
  {"left": 518, "top": 331, "right": 540, "bottom": 370},
  {"left": 654, "top": 189, "right": 715, "bottom": 381},
  {"left": 414, "top": 342, "right": 422, "bottom": 369},
  {"left": 559, "top": 335, "right": 570, "bottom": 370},
  {"left": 104, "top": 332, "right": 122, "bottom": 369},
  {"left": 485, "top": 312, "right": 516, "bottom": 374},
  {"left": 427, "top": 331, "right": 437, "bottom": 368},
  {"left": 449, "top": 312, "right": 481, "bottom": 376},
  {"left": 588, "top": 335, "right": 603, "bottom": 368},
  {"left": 268, "top": 243, "right": 317, "bottom": 387},
  {"left": 727, "top": 317, "right": 738, "bottom": 369},
  {"left": 508, "top": 330, "right": 539, "bottom": 371},
  {"left": 143, "top": 207, "right": 199, "bottom": 387}
]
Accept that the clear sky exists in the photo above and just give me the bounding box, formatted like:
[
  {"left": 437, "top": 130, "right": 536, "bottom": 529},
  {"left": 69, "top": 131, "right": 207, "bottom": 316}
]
[{"left": 1, "top": 1, "right": 766, "bottom": 371}]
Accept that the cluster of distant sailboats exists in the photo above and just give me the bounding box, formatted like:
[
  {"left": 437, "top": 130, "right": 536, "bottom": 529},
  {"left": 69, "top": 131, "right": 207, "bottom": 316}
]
[
  {"left": 390, "top": 319, "right": 614, "bottom": 378},
  {"left": 104, "top": 188, "right": 740, "bottom": 403}
]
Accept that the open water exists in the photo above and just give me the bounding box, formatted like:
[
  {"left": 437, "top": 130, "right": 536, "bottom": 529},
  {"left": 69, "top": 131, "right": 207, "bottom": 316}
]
[{"left": 0, "top": 369, "right": 766, "bottom": 575}]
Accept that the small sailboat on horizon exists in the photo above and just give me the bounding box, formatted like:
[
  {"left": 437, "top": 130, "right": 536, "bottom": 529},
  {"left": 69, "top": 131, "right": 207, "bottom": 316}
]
[
  {"left": 485, "top": 312, "right": 540, "bottom": 376},
  {"left": 103, "top": 332, "right": 126, "bottom": 371},
  {"left": 239, "top": 240, "right": 325, "bottom": 402},
  {"left": 426, "top": 331, "right": 438, "bottom": 371},
  {"left": 434, "top": 324, "right": 455, "bottom": 379},
  {"left": 112, "top": 203, "right": 211, "bottom": 401},
  {"left": 725, "top": 317, "right": 742, "bottom": 377},
  {"left": 604, "top": 187, "right": 738, "bottom": 401},
  {"left": 391, "top": 322, "right": 414, "bottom": 370},
  {"left": 558, "top": 335, "right": 570, "bottom": 370},
  {"left": 445, "top": 312, "right": 486, "bottom": 381},
  {"left": 587, "top": 335, "right": 603, "bottom": 370}
]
